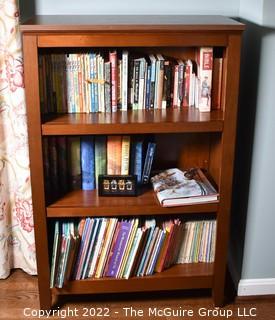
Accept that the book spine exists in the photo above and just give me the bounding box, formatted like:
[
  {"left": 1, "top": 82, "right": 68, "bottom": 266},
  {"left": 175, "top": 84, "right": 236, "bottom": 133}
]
[
  {"left": 142, "top": 142, "right": 156, "bottom": 184},
  {"left": 123, "top": 228, "right": 143, "bottom": 279},
  {"left": 99, "top": 56, "right": 105, "bottom": 113},
  {"left": 131, "top": 140, "right": 143, "bottom": 184},
  {"left": 75, "top": 218, "right": 93, "bottom": 279},
  {"left": 95, "top": 218, "right": 118, "bottom": 278},
  {"left": 121, "top": 136, "right": 130, "bottom": 175},
  {"left": 50, "top": 221, "right": 60, "bottom": 288},
  {"left": 136, "top": 226, "right": 155, "bottom": 276},
  {"left": 145, "top": 65, "right": 151, "bottom": 109},
  {"left": 172, "top": 65, "right": 179, "bottom": 107},
  {"left": 81, "top": 136, "right": 95, "bottom": 190},
  {"left": 133, "top": 60, "right": 140, "bottom": 110},
  {"left": 121, "top": 51, "right": 128, "bottom": 111},
  {"left": 106, "top": 221, "right": 132, "bottom": 277},
  {"left": 156, "top": 55, "right": 164, "bottom": 109},
  {"left": 138, "top": 59, "right": 146, "bottom": 109},
  {"left": 107, "top": 135, "right": 122, "bottom": 175},
  {"left": 183, "top": 63, "right": 191, "bottom": 107},
  {"left": 212, "top": 57, "right": 223, "bottom": 110},
  {"left": 89, "top": 53, "right": 95, "bottom": 113},
  {"left": 118, "top": 219, "right": 138, "bottom": 278},
  {"left": 42, "top": 138, "right": 51, "bottom": 198},
  {"left": 197, "top": 47, "right": 213, "bottom": 112},
  {"left": 68, "top": 137, "right": 81, "bottom": 190},
  {"left": 147, "top": 230, "right": 164, "bottom": 275},
  {"left": 82, "top": 219, "right": 101, "bottom": 279},
  {"left": 56, "top": 136, "right": 68, "bottom": 194},
  {"left": 177, "top": 63, "right": 184, "bottom": 107},
  {"left": 117, "top": 59, "right": 122, "bottom": 110},
  {"left": 48, "top": 137, "right": 59, "bottom": 196},
  {"left": 95, "top": 136, "right": 107, "bottom": 189},
  {"left": 109, "top": 51, "right": 118, "bottom": 112},
  {"left": 149, "top": 56, "right": 156, "bottom": 108},
  {"left": 88, "top": 219, "right": 109, "bottom": 277},
  {"left": 104, "top": 61, "right": 111, "bottom": 113},
  {"left": 65, "top": 54, "right": 72, "bottom": 113}
]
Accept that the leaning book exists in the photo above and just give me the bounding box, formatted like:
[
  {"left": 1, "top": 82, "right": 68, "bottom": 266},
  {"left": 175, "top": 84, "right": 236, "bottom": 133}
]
[{"left": 151, "top": 168, "right": 218, "bottom": 207}]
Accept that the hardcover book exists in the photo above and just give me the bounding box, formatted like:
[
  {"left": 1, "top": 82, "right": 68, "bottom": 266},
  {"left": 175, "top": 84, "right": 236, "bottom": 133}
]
[
  {"left": 196, "top": 47, "right": 213, "bottom": 112},
  {"left": 81, "top": 136, "right": 95, "bottom": 190},
  {"left": 151, "top": 168, "right": 218, "bottom": 207}
]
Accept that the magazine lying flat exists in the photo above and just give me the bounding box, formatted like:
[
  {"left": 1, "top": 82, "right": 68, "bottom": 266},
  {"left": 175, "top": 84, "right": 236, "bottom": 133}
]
[{"left": 151, "top": 168, "right": 218, "bottom": 207}]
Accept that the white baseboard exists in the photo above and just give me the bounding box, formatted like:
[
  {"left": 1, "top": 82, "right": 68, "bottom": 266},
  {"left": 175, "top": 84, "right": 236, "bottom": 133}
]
[{"left": 238, "top": 278, "right": 275, "bottom": 296}]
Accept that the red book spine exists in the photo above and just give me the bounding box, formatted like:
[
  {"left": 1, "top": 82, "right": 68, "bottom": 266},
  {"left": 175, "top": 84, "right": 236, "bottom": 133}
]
[{"left": 109, "top": 51, "right": 118, "bottom": 112}]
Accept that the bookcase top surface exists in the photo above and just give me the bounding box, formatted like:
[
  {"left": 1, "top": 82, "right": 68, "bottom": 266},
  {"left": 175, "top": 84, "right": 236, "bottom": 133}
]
[{"left": 20, "top": 15, "right": 245, "bottom": 32}]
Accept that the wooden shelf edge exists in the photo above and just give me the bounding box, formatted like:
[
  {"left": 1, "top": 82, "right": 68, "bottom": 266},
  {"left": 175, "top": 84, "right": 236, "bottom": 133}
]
[
  {"left": 47, "top": 203, "right": 219, "bottom": 217},
  {"left": 46, "top": 190, "right": 219, "bottom": 217},
  {"left": 41, "top": 109, "right": 224, "bottom": 136},
  {"left": 52, "top": 263, "right": 213, "bottom": 295}
]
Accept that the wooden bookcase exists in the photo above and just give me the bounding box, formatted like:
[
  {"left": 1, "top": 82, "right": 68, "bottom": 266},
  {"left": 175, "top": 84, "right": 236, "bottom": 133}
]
[{"left": 20, "top": 15, "right": 244, "bottom": 310}]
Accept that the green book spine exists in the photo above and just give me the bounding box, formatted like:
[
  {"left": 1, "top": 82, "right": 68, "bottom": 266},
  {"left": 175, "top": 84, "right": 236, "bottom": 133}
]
[
  {"left": 68, "top": 137, "right": 81, "bottom": 190},
  {"left": 95, "top": 136, "right": 107, "bottom": 189}
]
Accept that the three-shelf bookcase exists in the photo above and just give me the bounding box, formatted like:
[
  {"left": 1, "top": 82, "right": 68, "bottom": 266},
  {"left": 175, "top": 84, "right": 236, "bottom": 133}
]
[{"left": 21, "top": 15, "right": 244, "bottom": 310}]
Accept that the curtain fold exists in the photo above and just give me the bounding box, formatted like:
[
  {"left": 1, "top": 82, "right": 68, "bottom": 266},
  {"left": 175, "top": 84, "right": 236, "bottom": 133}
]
[{"left": 0, "top": 0, "right": 36, "bottom": 278}]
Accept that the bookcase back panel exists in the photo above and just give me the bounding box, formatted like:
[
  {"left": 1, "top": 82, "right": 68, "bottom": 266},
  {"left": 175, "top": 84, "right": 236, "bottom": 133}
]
[
  {"left": 154, "top": 133, "right": 211, "bottom": 172},
  {"left": 209, "top": 133, "right": 222, "bottom": 188}
]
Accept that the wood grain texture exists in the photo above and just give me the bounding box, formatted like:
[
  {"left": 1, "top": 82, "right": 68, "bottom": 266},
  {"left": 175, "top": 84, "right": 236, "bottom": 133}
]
[
  {"left": 20, "top": 15, "right": 245, "bottom": 33},
  {"left": 53, "top": 264, "right": 213, "bottom": 295},
  {"left": 47, "top": 189, "right": 218, "bottom": 217},
  {"left": 37, "top": 33, "right": 228, "bottom": 48},
  {"left": 22, "top": 34, "right": 52, "bottom": 311},
  {"left": 1, "top": 270, "right": 274, "bottom": 320},
  {"left": 213, "top": 34, "right": 242, "bottom": 307},
  {"left": 42, "top": 109, "right": 224, "bottom": 136}
]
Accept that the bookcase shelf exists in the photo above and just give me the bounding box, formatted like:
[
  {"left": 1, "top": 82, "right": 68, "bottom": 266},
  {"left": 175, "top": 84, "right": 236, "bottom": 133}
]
[
  {"left": 42, "top": 109, "right": 224, "bottom": 136},
  {"left": 47, "top": 189, "right": 219, "bottom": 217},
  {"left": 52, "top": 263, "right": 213, "bottom": 295},
  {"left": 21, "top": 15, "right": 244, "bottom": 310}
]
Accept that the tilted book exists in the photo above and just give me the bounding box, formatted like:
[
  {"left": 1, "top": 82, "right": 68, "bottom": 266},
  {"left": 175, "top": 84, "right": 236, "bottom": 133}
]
[{"left": 151, "top": 168, "right": 218, "bottom": 207}]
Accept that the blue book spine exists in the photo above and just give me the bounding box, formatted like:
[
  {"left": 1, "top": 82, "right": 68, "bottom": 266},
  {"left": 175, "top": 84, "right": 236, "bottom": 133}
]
[
  {"left": 142, "top": 142, "right": 156, "bottom": 184},
  {"left": 131, "top": 141, "right": 143, "bottom": 184},
  {"left": 145, "top": 65, "right": 151, "bottom": 109},
  {"left": 81, "top": 136, "right": 95, "bottom": 190}
]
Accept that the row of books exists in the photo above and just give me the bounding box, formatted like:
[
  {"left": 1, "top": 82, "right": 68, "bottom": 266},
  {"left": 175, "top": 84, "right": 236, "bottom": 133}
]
[
  {"left": 50, "top": 217, "right": 216, "bottom": 288},
  {"left": 39, "top": 47, "right": 222, "bottom": 114},
  {"left": 43, "top": 135, "right": 156, "bottom": 195}
]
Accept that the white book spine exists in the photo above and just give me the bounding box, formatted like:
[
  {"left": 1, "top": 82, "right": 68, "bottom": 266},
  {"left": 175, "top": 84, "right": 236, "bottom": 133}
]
[{"left": 122, "top": 51, "right": 128, "bottom": 111}]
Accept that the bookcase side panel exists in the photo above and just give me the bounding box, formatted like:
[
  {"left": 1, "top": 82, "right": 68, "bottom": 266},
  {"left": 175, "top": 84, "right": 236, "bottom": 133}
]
[
  {"left": 22, "top": 34, "right": 51, "bottom": 310},
  {"left": 212, "top": 33, "right": 242, "bottom": 307}
]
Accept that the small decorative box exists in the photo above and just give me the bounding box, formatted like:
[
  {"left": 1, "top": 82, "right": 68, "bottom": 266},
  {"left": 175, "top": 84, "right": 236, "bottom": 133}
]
[{"left": 98, "top": 175, "right": 138, "bottom": 196}]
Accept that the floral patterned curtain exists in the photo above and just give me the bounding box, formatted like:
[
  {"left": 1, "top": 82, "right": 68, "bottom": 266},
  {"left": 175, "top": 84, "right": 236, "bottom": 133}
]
[{"left": 0, "top": 0, "right": 36, "bottom": 278}]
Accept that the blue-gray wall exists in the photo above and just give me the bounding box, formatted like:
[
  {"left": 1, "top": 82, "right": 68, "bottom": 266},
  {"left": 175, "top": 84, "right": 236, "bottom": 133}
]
[{"left": 32, "top": 0, "right": 239, "bottom": 15}]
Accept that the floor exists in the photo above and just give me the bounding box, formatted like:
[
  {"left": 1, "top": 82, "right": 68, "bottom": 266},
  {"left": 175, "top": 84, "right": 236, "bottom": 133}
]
[{"left": 0, "top": 270, "right": 274, "bottom": 319}]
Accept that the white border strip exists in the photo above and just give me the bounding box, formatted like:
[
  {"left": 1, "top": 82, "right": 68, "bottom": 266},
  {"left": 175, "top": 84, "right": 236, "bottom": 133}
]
[{"left": 238, "top": 278, "right": 275, "bottom": 296}]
